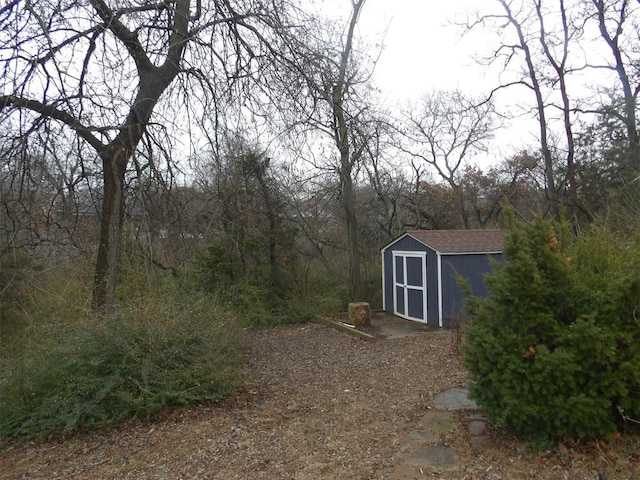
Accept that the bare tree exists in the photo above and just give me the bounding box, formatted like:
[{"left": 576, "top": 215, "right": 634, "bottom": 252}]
[
  {"left": 535, "top": 0, "right": 578, "bottom": 202},
  {"left": 587, "top": 0, "right": 640, "bottom": 168},
  {"left": 460, "top": 152, "right": 541, "bottom": 226},
  {"left": 0, "top": 127, "right": 97, "bottom": 256},
  {"left": 277, "top": 0, "right": 376, "bottom": 300},
  {"left": 362, "top": 119, "right": 410, "bottom": 240},
  {"left": 492, "top": 0, "right": 561, "bottom": 216},
  {"left": 466, "top": 1, "right": 586, "bottom": 218},
  {"left": 467, "top": 0, "right": 640, "bottom": 219},
  {"left": 324, "top": 0, "right": 368, "bottom": 301},
  {"left": 0, "top": 0, "right": 295, "bottom": 310},
  {"left": 399, "top": 90, "right": 496, "bottom": 229}
]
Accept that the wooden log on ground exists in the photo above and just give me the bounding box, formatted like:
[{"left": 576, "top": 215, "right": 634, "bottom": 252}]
[{"left": 314, "top": 315, "right": 376, "bottom": 341}]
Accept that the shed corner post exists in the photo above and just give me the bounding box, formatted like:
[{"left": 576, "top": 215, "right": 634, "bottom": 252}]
[
  {"left": 381, "top": 248, "right": 386, "bottom": 311},
  {"left": 437, "top": 252, "right": 443, "bottom": 327}
]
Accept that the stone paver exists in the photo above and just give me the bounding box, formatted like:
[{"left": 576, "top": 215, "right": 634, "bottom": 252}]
[
  {"left": 391, "top": 387, "right": 487, "bottom": 479},
  {"left": 408, "top": 410, "right": 457, "bottom": 444},
  {"left": 406, "top": 445, "right": 458, "bottom": 468},
  {"left": 432, "top": 387, "right": 478, "bottom": 410},
  {"left": 328, "top": 317, "right": 489, "bottom": 477}
]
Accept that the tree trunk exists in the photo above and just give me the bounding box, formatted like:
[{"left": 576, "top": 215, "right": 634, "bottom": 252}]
[
  {"left": 333, "top": 0, "right": 366, "bottom": 301},
  {"left": 342, "top": 158, "right": 362, "bottom": 300},
  {"left": 593, "top": 0, "right": 639, "bottom": 170},
  {"left": 348, "top": 301, "right": 370, "bottom": 326},
  {"left": 456, "top": 185, "right": 470, "bottom": 229},
  {"left": 93, "top": 147, "right": 128, "bottom": 311},
  {"left": 255, "top": 161, "right": 280, "bottom": 289},
  {"left": 90, "top": 0, "right": 188, "bottom": 311},
  {"left": 536, "top": 0, "right": 577, "bottom": 206},
  {"left": 501, "top": 0, "right": 559, "bottom": 219},
  {"left": 91, "top": 83, "right": 175, "bottom": 310}
]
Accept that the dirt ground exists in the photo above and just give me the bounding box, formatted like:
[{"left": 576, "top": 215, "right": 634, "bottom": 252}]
[{"left": 0, "top": 322, "right": 638, "bottom": 479}]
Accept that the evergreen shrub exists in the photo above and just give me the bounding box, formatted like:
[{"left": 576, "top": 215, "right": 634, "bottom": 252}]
[{"left": 463, "top": 218, "right": 640, "bottom": 442}]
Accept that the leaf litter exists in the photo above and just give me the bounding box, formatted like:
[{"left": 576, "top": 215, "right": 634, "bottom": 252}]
[{"left": 0, "top": 322, "right": 637, "bottom": 479}]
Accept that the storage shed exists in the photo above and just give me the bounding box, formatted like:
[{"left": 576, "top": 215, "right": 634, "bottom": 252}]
[{"left": 381, "top": 230, "right": 504, "bottom": 327}]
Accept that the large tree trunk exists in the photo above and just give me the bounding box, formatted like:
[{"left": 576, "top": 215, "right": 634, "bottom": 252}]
[
  {"left": 93, "top": 147, "right": 129, "bottom": 311},
  {"left": 88, "top": 0, "right": 188, "bottom": 311},
  {"left": 341, "top": 157, "right": 362, "bottom": 300},
  {"left": 333, "top": 0, "right": 366, "bottom": 301}
]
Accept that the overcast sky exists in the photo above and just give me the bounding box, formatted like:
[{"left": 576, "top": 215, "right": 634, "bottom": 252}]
[
  {"left": 356, "top": 1, "right": 495, "bottom": 101},
  {"left": 313, "top": 0, "right": 639, "bottom": 167},
  {"left": 315, "top": 0, "right": 494, "bottom": 98},
  {"left": 317, "top": 0, "right": 528, "bottom": 161}
]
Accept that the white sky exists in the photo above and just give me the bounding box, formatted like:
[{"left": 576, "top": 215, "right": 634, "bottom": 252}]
[
  {"left": 357, "top": 1, "right": 496, "bottom": 101},
  {"left": 353, "top": 1, "right": 634, "bottom": 162},
  {"left": 297, "top": 0, "right": 634, "bottom": 173},
  {"left": 320, "top": 0, "right": 532, "bottom": 163}
]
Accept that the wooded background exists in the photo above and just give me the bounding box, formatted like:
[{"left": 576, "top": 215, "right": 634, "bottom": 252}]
[{"left": 1, "top": 0, "right": 639, "bottom": 319}]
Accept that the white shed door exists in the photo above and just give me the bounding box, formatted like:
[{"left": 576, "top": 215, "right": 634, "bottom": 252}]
[{"left": 392, "top": 251, "right": 427, "bottom": 323}]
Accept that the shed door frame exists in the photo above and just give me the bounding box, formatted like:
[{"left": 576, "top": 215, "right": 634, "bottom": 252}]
[{"left": 392, "top": 250, "right": 427, "bottom": 323}]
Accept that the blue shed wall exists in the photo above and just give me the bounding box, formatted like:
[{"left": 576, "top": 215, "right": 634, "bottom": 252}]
[
  {"left": 440, "top": 253, "right": 502, "bottom": 327},
  {"left": 383, "top": 234, "right": 502, "bottom": 327},
  {"left": 424, "top": 249, "right": 439, "bottom": 325}
]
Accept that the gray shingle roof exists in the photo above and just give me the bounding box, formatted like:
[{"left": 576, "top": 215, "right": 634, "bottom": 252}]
[{"left": 407, "top": 229, "right": 504, "bottom": 254}]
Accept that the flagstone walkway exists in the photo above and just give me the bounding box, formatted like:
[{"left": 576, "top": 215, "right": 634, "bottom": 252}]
[{"left": 391, "top": 387, "right": 488, "bottom": 479}]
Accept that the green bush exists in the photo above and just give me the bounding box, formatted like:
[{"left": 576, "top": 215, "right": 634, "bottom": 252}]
[
  {"left": 0, "top": 291, "right": 243, "bottom": 441},
  {"left": 193, "top": 242, "right": 357, "bottom": 326},
  {"left": 464, "top": 219, "right": 640, "bottom": 442}
]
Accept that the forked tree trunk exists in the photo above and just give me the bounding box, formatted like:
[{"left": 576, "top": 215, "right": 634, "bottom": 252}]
[
  {"left": 500, "top": 0, "right": 559, "bottom": 219},
  {"left": 342, "top": 157, "right": 362, "bottom": 300},
  {"left": 592, "top": 0, "right": 640, "bottom": 171},
  {"left": 89, "top": 0, "right": 189, "bottom": 311}
]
